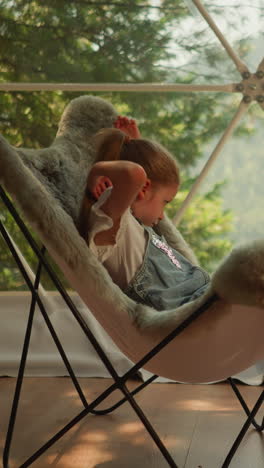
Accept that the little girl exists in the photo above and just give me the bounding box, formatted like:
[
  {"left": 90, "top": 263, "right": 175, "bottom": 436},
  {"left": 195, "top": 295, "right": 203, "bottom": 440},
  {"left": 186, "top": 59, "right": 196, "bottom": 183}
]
[{"left": 78, "top": 117, "right": 210, "bottom": 311}]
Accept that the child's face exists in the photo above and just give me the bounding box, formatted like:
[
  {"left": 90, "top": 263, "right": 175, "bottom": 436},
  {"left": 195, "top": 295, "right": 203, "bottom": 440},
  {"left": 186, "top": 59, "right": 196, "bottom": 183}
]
[{"left": 132, "top": 182, "right": 178, "bottom": 227}]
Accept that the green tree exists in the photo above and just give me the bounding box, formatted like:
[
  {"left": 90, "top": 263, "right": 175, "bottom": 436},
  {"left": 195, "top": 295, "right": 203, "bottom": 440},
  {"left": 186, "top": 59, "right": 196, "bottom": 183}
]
[
  {"left": 0, "top": 0, "right": 245, "bottom": 156},
  {"left": 1, "top": 0, "right": 254, "bottom": 290}
]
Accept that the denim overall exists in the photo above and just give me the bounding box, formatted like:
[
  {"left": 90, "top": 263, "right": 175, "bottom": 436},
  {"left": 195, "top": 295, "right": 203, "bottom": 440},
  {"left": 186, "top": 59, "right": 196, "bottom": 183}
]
[{"left": 124, "top": 227, "right": 210, "bottom": 311}]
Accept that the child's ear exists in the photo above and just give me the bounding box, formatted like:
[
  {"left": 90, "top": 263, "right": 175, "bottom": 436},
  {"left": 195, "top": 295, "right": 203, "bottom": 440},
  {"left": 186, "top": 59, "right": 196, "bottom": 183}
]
[{"left": 136, "top": 179, "right": 151, "bottom": 200}]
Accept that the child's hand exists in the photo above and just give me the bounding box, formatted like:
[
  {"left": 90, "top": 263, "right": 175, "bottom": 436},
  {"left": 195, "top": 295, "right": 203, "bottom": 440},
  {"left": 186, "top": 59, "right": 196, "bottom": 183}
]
[
  {"left": 90, "top": 176, "right": 113, "bottom": 200},
  {"left": 114, "top": 116, "right": 141, "bottom": 139}
]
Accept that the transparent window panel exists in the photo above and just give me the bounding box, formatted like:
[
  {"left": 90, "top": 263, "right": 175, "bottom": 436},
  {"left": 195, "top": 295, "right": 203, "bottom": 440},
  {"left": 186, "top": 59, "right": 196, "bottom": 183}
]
[
  {"left": 193, "top": 102, "right": 264, "bottom": 251},
  {"left": 204, "top": 0, "right": 264, "bottom": 71},
  {"left": 0, "top": 1, "right": 262, "bottom": 86},
  {"left": 177, "top": 1, "right": 263, "bottom": 83}
]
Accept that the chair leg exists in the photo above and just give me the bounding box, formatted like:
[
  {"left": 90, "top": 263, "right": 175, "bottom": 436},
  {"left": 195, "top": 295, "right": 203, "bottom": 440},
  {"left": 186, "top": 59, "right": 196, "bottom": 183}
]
[
  {"left": 0, "top": 222, "right": 92, "bottom": 407},
  {"left": 3, "top": 255, "right": 43, "bottom": 468},
  {"left": 1, "top": 192, "right": 179, "bottom": 467},
  {"left": 91, "top": 374, "right": 158, "bottom": 415},
  {"left": 17, "top": 382, "right": 123, "bottom": 467},
  {"left": 222, "top": 387, "right": 264, "bottom": 467},
  {"left": 0, "top": 228, "right": 90, "bottom": 467},
  {"left": 228, "top": 377, "right": 264, "bottom": 431},
  {"left": 118, "top": 381, "right": 178, "bottom": 467}
]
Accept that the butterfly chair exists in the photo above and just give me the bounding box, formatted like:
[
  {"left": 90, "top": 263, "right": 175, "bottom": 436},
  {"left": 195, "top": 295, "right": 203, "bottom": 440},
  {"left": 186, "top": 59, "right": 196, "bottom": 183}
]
[{"left": 1, "top": 95, "right": 264, "bottom": 468}]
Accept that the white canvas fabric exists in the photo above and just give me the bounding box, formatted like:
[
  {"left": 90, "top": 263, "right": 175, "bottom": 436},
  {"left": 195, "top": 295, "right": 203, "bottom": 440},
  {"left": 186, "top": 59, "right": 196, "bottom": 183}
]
[{"left": 1, "top": 292, "right": 264, "bottom": 385}]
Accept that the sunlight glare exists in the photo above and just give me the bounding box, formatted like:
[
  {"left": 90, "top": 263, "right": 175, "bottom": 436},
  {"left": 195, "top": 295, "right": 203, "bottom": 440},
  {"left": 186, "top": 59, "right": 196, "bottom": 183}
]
[
  {"left": 118, "top": 421, "right": 144, "bottom": 434},
  {"left": 81, "top": 430, "right": 108, "bottom": 442},
  {"left": 181, "top": 399, "right": 233, "bottom": 412}
]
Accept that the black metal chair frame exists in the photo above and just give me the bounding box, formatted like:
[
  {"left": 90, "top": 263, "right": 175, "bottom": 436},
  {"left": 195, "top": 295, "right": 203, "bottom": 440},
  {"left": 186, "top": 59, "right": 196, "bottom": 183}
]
[{"left": 1, "top": 185, "right": 264, "bottom": 468}]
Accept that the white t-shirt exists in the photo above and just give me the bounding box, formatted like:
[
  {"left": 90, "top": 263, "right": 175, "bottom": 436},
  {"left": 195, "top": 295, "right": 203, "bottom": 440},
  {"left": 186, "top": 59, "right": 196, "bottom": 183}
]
[{"left": 88, "top": 188, "right": 147, "bottom": 289}]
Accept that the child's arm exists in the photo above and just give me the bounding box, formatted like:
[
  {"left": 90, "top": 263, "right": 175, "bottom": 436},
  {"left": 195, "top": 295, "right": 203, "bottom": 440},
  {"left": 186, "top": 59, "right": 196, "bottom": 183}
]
[{"left": 87, "top": 160, "right": 146, "bottom": 222}]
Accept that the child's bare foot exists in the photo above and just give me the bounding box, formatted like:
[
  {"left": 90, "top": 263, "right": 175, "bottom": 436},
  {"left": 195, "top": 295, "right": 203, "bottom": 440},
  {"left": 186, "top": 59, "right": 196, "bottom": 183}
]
[{"left": 114, "top": 116, "right": 141, "bottom": 139}]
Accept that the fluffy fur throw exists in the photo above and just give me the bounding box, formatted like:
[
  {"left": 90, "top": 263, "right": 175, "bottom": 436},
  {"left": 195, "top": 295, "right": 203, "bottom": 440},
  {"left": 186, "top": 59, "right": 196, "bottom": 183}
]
[{"left": 1, "top": 95, "right": 264, "bottom": 332}]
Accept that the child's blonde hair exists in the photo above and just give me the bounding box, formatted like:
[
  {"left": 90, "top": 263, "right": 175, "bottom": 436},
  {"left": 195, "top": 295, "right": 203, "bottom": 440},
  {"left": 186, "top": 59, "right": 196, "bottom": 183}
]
[{"left": 78, "top": 128, "right": 179, "bottom": 240}]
